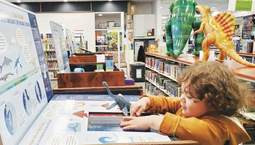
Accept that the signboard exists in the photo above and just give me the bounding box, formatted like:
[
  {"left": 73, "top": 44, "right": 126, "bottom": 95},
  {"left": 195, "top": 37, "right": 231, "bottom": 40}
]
[
  {"left": 0, "top": 1, "right": 53, "bottom": 145},
  {"left": 228, "top": 0, "right": 255, "bottom": 11},
  {"left": 50, "top": 21, "right": 70, "bottom": 73},
  {"left": 66, "top": 29, "right": 74, "bottom": 55}
]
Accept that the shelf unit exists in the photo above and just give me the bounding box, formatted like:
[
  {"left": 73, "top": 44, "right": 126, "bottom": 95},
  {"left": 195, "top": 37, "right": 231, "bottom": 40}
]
[
  {"left": 215, "top": 51, "right": 255, "bottom": 64},
  {"left": 95, "top": 12, "right": 124, "bottom": 52},
  {"left": 145, "top": 52, "right": 255, "bottom": 97},
  {"left": 41, "top": 37, "right": 59, "bottom": 80},
  {"left": 126, "top": 15, "right": 133, "bottom": 40}
]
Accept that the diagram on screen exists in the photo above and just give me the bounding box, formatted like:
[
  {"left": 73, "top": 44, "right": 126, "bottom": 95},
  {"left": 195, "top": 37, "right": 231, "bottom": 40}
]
[
  {"left": 23, "top": 89, "right": 32, "bottom": 116},
  {"left": 14, "top": 47, "right": 22, "bottom": 74},
  {"left": 67, "top": 122, "right": 81, "bottom": 133},
  {"left": 99, "top": 133, "right": 118, "bottom": 144},
  {"left": 0, "top": 56, "right": 13, "bottom": 74},
  {"left": 35, "top": 81, "right": 42, "bottom": 103},
  {"left": 4, "top": 102, "right": 18, "bottom": 135},
  {"left": 0, "top": 72, "right": 13, "bottom": 82}
]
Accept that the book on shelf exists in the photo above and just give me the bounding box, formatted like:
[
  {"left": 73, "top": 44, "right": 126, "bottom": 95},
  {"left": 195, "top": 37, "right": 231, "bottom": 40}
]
[
  {"left": 95, "top": 64, "right": 104, "bottom": 72},
  {"left": 105, "top": 53, "right": 114, "bottom": 71}
]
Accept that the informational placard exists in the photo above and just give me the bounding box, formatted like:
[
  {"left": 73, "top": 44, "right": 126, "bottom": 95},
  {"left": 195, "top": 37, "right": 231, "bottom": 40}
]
[
  {"left": 66, "top": 29, "right": 74, "bottom": 55},
  {"left": 19, "top": 94, "right": 171, "bottom": 145},
  {"left": 50, "top": 21, "right": 70, "bottom": 73},
  {"left": 0, "top": 1, "right": 53, "bottom": 145},
  {"left": 228, "top": 0, "right": 255, "bottom": 11}
]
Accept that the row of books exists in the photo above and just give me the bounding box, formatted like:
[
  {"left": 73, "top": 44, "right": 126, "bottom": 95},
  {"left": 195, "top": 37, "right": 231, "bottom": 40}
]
[
  {"left": 146, "top": 70, "right": 181, "bottom": 97},
  {"left": 215, "top": 53, "right": 255, "bottom": 64},
  {"left": 241, "top": 40, "right": 254, "bottom": 53},
  {"left": 146, "top": 57, "right": 185, "bottom": 81},
  {"left": 45, "top": 52, "right": 56, "bottom": 59},
  {"left": 47, "top": 62, "right": 58, "bottom": 70},
  {"left": 48, "top": 71, "right": 57, "bottom": 79},
  {"left": 45, "top": 44, "right": 55, "bottom": 50},
  {"left": 145, "top": 82, "right": 165, "bottom": 96},
  {"left": 41, "top": 33, "right": 53, "bottom": 40}
]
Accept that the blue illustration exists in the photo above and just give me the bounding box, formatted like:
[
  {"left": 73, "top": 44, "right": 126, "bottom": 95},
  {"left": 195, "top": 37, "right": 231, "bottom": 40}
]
[
  {"left": 4, "top": 102, "right": 17, "bottom": 135},
  {"left": 14, "top": 47, "right": 22, "bottom": 74},
  {"left": 0, "top": 56, "right": 13, "bottom": 74},
  {"left": 99, "top": 133, "right": 118, "bottom": 144},
  {"left": 35, "top": 81, "right": 42, "bottom": 103},
  {"left": 68, "top": 122, "right": 79, "bottom": 132},
  {"left": 23, "top": 89, "right": 32, "bottom": 116}
]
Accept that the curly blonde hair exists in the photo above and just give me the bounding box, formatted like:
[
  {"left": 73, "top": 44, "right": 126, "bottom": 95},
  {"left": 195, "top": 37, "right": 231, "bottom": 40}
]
[{"left": 177, "top": 61, "right": 249, "bottom": 116}]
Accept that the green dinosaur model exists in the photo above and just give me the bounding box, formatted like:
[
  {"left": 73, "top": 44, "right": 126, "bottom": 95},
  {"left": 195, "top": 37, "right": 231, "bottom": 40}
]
[{"left": 165, "top": 0, "right": 204, "bottom": 58}]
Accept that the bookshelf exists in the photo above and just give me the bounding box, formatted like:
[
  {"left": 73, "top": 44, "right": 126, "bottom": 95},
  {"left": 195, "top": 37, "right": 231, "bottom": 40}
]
[
  {"left": 145, "top": 52, "right": 255, "bottom": 97},
  {"left": 41, "top": 37, "right": 58, "bottom": 80},
  {"left": 95, "top": 12, "right": 124, "bottom": 52},
  {"left": 215, "top": 51, "right": 255, "bottom": 64}
]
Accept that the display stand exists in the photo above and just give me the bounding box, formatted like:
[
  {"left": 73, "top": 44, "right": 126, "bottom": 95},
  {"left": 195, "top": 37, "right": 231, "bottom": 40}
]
[
  {"left": 57, "top": 71, "right": 125, "bottom": 88},
  {"left": 55, "top": 54, "right": 143, "bottom": 95}
]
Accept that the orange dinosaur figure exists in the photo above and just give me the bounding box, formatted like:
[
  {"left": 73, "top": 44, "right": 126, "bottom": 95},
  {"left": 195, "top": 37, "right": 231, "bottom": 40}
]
[{"left": 193, "top": 5, "right": 255, "bottom": 67}]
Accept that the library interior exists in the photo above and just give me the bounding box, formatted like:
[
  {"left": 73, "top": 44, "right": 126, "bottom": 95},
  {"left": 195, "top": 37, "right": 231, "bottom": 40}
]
[{"left": 0, "top": 0, "right": 255, "bottom": 145}]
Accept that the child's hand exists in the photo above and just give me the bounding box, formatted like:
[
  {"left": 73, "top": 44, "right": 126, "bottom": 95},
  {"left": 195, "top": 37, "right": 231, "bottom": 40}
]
[
  {"left": 120, "top": 115, "right": 164, "bottom": 131},
  {"left": 120, "top": 116, "right": 151, "bottom": 131},
  {"left": 130, "top": 97, "right": 150, "bottom": 116}
]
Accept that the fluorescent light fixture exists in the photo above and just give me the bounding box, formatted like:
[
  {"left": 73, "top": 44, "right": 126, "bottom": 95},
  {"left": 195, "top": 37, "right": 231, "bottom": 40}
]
[
  {"left": 16, "top": 0, "right": 21, "bottom": 3},
  {"left": 98, "top": 14, "right": 103, "bottom": 16},
  {"left": 64, "top": 0, "right": 68, "bottom": 2},
  {"left": 109, "top": 0, "right": 112, "bottom": 1}
]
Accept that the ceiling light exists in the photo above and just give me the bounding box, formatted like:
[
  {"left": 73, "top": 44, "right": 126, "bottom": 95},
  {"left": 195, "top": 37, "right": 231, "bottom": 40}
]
[
  {"left": 109, "top": 0, "right": 112, "bottom": 1},
  {"left": 64, "top": 0, "right": 68, "bottom": 2},
  {"left": 98, "top": 14, "right": 103, "bottom": 16},
  {"left": 16, "top": 0, "right": 21, "bottom": 3}
]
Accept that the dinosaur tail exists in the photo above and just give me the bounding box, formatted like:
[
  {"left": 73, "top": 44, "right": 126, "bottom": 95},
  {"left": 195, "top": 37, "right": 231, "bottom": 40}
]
[
  {"left": 227, "top": 49, "right": 255, "bottom": 67},
  {"left": 102, "top": 81, "right": 115, "bottom": 97}
]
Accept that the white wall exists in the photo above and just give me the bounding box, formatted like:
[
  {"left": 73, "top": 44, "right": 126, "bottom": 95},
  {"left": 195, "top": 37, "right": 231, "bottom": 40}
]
[
  {"left": 132, "top": 2, "right": 153, "bottom": 14},
  {"left": 153, "top": 0, "right": 161, "bottom": 39},
  {"left": 36, "top": 12, "right": 96, "bottom": 52}
]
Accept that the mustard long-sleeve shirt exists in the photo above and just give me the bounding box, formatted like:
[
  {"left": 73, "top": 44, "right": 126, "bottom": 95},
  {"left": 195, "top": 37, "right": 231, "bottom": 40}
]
[{"left": 142, "top": 95, "right": 251, "bottom": 145}]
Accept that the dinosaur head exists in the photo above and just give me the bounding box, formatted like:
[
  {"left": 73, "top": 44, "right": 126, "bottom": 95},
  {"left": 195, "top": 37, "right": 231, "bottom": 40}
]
[{"left": 195, "top": 5, "right": 211, "bottom": 17}]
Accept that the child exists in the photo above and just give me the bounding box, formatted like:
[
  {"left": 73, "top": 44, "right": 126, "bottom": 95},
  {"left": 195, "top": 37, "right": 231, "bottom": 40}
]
[{"left": 120, "top": 61, "right": 251, "bottom": 145}]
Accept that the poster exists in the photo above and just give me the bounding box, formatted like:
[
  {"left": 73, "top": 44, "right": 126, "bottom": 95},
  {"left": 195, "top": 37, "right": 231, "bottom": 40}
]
[
  {"left": 73, "top": 29, "right": 86, "bottom": 51},
  {"left": 66, "top": 29, "right": 74, "bottom": 55},
  {"left": 0, "top": 1, "right": 53, "bottom": 145},
  {"left": 50, "top": 21, "right": 70, "bottom": 73}
]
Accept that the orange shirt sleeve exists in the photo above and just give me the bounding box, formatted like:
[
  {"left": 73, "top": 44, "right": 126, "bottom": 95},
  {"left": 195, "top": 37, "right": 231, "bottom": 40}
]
[{"left": 141, "top": 94, "right": 181, "bottom": 114}]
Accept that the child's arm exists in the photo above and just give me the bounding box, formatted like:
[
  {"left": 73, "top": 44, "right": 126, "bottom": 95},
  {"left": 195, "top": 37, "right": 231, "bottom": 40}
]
[
  {"left": 120, "top": 115, "right": 164, "bottom": 131},
  {"left": 141, "top": 95, "right": 182, "bottom": 114},
  {"left": 130, "top": 97, "right": 150, "bottom": 116}
]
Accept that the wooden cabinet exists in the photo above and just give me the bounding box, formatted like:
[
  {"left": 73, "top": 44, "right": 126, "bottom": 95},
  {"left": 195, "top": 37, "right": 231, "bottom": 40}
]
[{"left": 134, "top": 14, "right": 155, "bottom": 37}]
